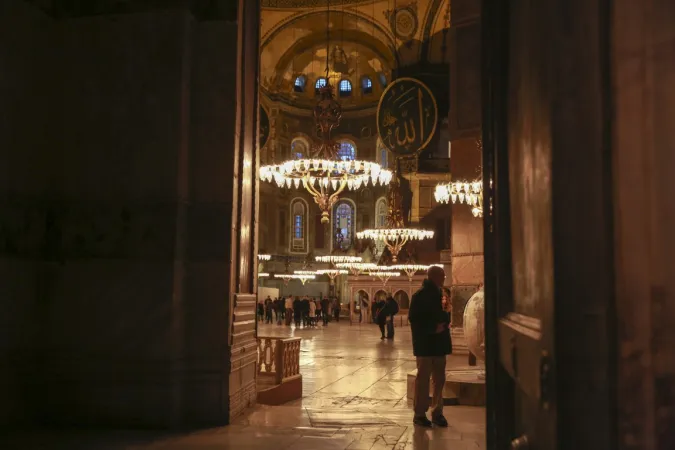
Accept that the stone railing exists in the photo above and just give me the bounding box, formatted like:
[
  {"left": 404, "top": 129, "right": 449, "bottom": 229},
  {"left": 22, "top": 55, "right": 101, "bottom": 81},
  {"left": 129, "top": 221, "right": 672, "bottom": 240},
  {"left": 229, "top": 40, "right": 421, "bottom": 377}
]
[{"left": 257, "top": 336, "right": 302, "bottom": 385}]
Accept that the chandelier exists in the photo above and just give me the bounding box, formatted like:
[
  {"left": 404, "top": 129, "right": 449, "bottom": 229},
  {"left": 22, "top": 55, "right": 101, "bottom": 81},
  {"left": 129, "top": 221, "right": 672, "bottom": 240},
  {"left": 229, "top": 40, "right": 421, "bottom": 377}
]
[
  {"left": 316, "top": 268, "right": 348, "bottom": 283},
  {"left": 434, "top": 179, "right": 483, "bottom": 217},
  {"left": 259, "top": 272, "right": 270, "bottom": 278},
  {"left": 258, "top": 1, "right": 392, "bottom": 224},
  {"left": 336, "top": 262, "right": 378, "bottom": 278},
  {"left": 258, "top": 254, "right": 271, "bottom": 261},
  {"left": 276, "top": 273, "right": 315, "bottom": 286},
  {"left": 368, "top": 270, "right": 401, "bottom": 286},
  {"left": 391, "top": 264, "right": 432, "bottom": 281},
  {"left": 315, "top": 255, "right": 362, "bottom": 264},
  {"left": 356, "top": 161, "right": 434, "bottom": 262}
]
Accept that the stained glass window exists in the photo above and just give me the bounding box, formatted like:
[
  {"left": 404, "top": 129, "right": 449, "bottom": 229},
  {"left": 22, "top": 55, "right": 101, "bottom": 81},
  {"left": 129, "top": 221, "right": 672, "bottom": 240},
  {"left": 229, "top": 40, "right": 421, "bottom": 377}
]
[
  {"left": 333, "top": 202, "right": 354, "bottom": 250},
  {"left": 291, "top": 138, "right": 308, "bottom": 160},
  {"left": 339, "top": 79, "right": 352, "bottom": 97},
  {"left": 362, "top": 77, "right": 373, "bottom": 94},
  {"left": 291, "top": 200, "right": 306, "bottom": 252},
  {"left": 338, "top": 142, "right": 356, "bottom": 161},
  {"left": 294, "top": 76, "right": 306, "bottom": 92}
]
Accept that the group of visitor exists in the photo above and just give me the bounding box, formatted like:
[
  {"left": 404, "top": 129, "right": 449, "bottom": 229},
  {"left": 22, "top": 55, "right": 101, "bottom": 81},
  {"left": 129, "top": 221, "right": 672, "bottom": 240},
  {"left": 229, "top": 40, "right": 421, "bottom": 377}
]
[{"left": 257, "top": 295, "right": 341, "bottom": 328}]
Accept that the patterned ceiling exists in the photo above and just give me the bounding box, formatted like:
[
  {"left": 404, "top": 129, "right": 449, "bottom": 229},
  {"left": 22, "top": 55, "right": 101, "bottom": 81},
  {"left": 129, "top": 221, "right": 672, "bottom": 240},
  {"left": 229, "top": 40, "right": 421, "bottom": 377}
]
[{"left": 261, "top": 0, "right": 374, "bottom": 8}]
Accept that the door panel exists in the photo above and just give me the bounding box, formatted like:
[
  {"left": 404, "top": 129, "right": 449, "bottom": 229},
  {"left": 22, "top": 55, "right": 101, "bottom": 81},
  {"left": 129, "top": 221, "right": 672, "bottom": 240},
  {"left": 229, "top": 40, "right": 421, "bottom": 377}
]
[{"left": 484, "top": 0, "right": 557, "bottom": 447}]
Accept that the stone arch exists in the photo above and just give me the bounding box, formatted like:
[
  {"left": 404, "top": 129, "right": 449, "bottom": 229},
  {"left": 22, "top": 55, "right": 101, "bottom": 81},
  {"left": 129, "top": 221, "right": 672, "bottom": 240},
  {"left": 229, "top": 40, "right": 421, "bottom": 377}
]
[{"left": 394, "top": 290, "right": 410, "bottom": 309}]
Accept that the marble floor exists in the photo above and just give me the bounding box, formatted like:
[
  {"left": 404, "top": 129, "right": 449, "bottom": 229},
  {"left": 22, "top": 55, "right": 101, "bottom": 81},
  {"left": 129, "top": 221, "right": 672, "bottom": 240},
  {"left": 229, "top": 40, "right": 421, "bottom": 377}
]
[{"left": 1, "top": 321, "right": 485, "bottom": 450}]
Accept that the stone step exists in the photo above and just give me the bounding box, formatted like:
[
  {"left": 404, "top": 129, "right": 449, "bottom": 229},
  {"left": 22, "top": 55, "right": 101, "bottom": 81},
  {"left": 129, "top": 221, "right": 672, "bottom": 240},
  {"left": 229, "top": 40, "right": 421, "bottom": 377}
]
[{"left": 407, "top": 366, "right": 486, "bottom": 406}]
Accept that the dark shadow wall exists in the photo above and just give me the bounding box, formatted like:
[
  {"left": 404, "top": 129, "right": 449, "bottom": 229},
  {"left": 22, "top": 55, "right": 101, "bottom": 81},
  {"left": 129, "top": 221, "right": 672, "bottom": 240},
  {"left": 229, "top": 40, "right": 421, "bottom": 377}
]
[{"left": 0, "top": 0, "right": 242, "bottom": 428}]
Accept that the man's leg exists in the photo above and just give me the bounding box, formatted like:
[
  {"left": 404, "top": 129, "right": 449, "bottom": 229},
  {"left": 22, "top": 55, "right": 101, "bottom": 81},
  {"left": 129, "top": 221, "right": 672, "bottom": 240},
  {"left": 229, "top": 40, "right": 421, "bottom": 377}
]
[
  {"left": 414, "top": 357, "right": 432, "bottom": 421},
  {"left": 430, "top": 356, "right": 447, "bottom": 422},
  {"left": 378, "top": 322, "right": 385, "bottom": 338}
]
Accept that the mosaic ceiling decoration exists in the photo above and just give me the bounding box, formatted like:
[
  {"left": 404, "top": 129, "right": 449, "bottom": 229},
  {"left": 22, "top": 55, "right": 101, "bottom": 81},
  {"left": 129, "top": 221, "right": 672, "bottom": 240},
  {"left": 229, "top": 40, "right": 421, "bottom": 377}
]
[{"left": 261, "top": 0, "right": 372, "bottom": 7}]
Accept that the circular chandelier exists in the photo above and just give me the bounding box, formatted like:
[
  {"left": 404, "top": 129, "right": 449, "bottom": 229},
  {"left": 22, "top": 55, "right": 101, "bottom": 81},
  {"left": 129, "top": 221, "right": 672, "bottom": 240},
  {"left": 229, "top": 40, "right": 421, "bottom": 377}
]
[
  {"left": 260, "top": 160, "right": 392, "bottom": 224},
  {"left": 316, "top": 268, "right": 348, "bottom": 282},
  {"left": 368, "top": 270, "right": 401, "bottom": 286},
  {"left": 434, "top": 179, "right": 483, "bottom": 218},
  {"left": 336, "top": 262, "right": 378, "bottom": 278},
  {"left": 258, "top": 254, "right": 272, "bottom": 261},
  {"left": 259, "top": 272, "right": 270, "bottom": 278},
  {"left": 391, "top": 264, "right": 433, "bottom": 281},
  {"left": 315, "top": 255, "right": 362, "bottom": 264},
  {"left": 356, "top": 162, "right": 434, "bottom": 262},
  {"left": 276, "top": 273, "right": 315, "bottom": 286}
]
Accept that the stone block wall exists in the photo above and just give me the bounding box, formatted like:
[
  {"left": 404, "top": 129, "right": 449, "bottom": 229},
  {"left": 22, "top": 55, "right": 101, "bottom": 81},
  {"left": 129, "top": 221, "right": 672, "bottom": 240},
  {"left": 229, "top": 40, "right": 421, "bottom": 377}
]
[{"left": 0, "top": 0, "right": 247, "bottom": 428}]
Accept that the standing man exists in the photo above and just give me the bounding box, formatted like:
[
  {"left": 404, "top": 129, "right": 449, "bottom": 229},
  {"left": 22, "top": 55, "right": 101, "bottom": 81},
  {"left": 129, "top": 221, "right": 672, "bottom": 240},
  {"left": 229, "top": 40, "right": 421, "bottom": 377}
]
[
  {"left": 408, "top": 266, "right": 452, "bottom": 428},
  {"left": 320, "top": 296, "right": 330, "bottom": 326},
  {"left": 285, "top": 295, "right": 293, "bottom": 326}
]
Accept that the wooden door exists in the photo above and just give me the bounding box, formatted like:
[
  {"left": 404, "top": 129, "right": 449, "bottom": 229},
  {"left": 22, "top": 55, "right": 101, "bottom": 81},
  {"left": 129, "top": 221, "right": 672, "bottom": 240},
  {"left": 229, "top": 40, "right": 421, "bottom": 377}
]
[{"left": 483, "top": 0, "right": 615, "bottom": 449}]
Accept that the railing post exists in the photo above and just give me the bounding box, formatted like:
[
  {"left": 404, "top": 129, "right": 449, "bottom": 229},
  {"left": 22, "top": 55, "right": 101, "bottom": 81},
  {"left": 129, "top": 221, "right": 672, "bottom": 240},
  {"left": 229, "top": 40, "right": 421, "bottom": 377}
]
[{"left": 274, "top": 339, "right": 284, "bottom": 384}]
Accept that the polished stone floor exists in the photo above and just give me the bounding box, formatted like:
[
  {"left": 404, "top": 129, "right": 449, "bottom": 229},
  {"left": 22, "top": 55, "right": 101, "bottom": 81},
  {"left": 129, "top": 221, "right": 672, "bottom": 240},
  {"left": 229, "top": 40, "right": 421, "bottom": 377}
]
[{"left": 1, "top": 321, "right": 485, "bottom": 449}]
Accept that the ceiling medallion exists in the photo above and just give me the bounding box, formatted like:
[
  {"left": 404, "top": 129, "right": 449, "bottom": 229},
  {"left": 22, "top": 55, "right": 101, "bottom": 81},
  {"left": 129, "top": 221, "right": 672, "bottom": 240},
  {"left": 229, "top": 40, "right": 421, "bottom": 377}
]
[{"left": 385, "top": 4, "right": 419, "bottom": 42}]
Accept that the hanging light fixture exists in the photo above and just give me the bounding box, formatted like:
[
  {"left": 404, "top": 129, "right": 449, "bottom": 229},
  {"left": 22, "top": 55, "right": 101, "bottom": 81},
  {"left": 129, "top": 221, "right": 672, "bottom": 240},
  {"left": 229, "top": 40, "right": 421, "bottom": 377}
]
[
  {"left": 258, "top": 254, "right": 272, "bottom": 261},
  {"left": 391, "top": 264, "right": 433, "bottom": 281},
  {"left": 356, "top": 159, "right": 434, "bottom": 262},
  {"left": 336, "top": 262, "right": 379, "bottom": 278},
  {"left": 258, "top": 0, "right": 392, "bottom": 224},
  {"left": 367, "top": 270, "right": 401, "bottom": 286},
  {"left": 434, "top": 179, "right": 483, "bottom": 218}
]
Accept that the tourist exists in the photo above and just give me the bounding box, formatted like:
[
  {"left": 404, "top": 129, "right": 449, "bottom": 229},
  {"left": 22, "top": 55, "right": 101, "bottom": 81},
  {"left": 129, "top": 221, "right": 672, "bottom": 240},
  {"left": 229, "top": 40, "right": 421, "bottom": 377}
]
[
  {"left": 315, "top": 298, "right": 322, "bottom": 325},
  {"left": 408, "top": 266, "right": 452, "bottom": 428},
  {"left": 301, "top": 296, "right": 310, "bottom": 327},
  {"left": 257, "top": 301, "right": 264, "bottom": 322},
  {"left": 332, "top": 297, "right": 340, "bottom": 322},
  {"left": 309, "top": 298, "right": 317, "bottom": 327},
  {"left": 385, "top": 296, "right": 400, "bottom": 339},
  {"left": 371, "top": 300, "right": 378, "bottom": 324},
  {"left": 275, "top": 297, "right": 284, "bottom": 325},
  {"left": 320, "top": 297, "right": 330, "bottom": 326},
  {"left": 285, "top": 295, "right": 293, "bottom": 326},
  {"left": 375, "top": 298, "right": 389, "bottom": 339},
  {"left": 264, "top": 296, "right": 274, "bottom": 324},
  {"left": 293, "top": 296, "right": 302, "bottom": 327}
]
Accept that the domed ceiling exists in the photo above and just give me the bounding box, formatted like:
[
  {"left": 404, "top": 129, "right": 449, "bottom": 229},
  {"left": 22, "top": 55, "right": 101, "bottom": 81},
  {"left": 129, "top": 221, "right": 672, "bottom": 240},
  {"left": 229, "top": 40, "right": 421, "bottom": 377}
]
[{"left": 261, "top": 0, "right": 450, "bottom": 110}]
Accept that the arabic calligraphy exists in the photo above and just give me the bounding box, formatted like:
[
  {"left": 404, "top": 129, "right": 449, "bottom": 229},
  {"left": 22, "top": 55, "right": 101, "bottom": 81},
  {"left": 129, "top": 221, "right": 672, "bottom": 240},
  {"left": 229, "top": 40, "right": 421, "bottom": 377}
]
[{"left": 376, "top": 78, "right": 437, "bottom": 157}]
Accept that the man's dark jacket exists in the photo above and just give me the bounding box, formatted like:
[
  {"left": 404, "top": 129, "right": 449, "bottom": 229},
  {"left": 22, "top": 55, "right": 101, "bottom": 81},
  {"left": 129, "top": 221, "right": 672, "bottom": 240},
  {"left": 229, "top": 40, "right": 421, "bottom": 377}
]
[{"left": 408, "top": 279, "right": 452, "bottom": 357}]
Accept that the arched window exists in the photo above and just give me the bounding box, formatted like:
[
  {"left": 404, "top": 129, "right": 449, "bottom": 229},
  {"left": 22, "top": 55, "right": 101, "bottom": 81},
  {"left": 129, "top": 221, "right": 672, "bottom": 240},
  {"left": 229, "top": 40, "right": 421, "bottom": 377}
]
[
  {"left": 315, "top": 77, "right": 327, "bottom": 93},
  {"left": 290, "top": 198, "right": 308, "bottom": 253},
  {"left": 377, "top": 141, "right": 389, "bottom": 168},
  {"left": 361, "top": 76, "right": 373, "bottom": 94},
  {"left": 375, "top": 198, "right": 387, "bottom": 228},
  {"left": 378, "top": 72, "right": 387, "bottom": 86},
  {"left": 333, "top": 200, "right": 355, "bottom": 250},
  {"left": 338, "top": 141, "right": 356, "bottom": 161},
  {"left": 294, "top": 75, "right": 306, "bottom": 92},
  {"left": 291, "top": 137, "right": 309, "bottom": 160},
  {"left": 339, "top": 79, "right": 352, "bottom": 97},
  {"left": 375, "top": 198, "right": 387, "bottom": 256}
]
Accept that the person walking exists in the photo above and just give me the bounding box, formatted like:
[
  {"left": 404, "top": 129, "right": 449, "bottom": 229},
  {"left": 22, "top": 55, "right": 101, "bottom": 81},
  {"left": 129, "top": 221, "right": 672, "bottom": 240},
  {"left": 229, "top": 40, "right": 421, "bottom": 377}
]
[
  {"left": 257, "top": 301, "right": 264, "bottom": 322},
  {"left": 285, "top": 295, "right": 294, "bottom": 326},
  {"left": 309, "top": 299, "right": 317, "bottom": 327},
  {"left": 315, "top": 298, "right": 322, "bottom": 325},
  {"left": 301, "top": 297, "right": 310, "bottom": 327},
  {"left": 293, "top": 296, "right": 302, "bottom": 327},
  {"left": 385, "top": 295, "right": 399, "bottom": 339},
  {"left": 264, "top": 297, "right": 273, "bottom": 324},
  {"left": 408, "top": 266, "right": 452, "bottom": 428},
  {"left": 333, "top": 297, "right": 340, "bottom": 322},
  {"left": 321, "top": 297, "right": 330, "bottom": 326},
  {"left": 375, "top": 299, "right": 388, "bottom": 339}
]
